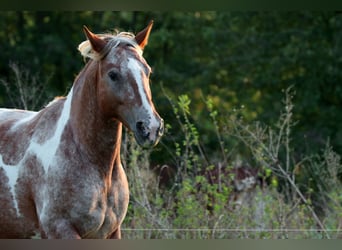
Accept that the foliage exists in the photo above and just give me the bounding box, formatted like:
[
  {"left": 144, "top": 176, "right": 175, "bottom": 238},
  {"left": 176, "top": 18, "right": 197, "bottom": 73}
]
[
  {"left": 121, "top": 88, "right": 341, "bottom": 239},
  {"left": 0, "top": 63, "right": 51, "bottom": 109}
]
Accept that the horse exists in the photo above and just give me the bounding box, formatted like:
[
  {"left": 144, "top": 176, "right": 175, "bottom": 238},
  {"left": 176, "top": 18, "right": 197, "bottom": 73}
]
[{"left": 0, "top": 21, "right": 164, "bottom": 239}]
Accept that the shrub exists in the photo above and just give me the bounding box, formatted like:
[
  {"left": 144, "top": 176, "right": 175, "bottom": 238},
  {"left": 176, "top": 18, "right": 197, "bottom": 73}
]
[{"left": 121, "top": 86, "right": 341, "bottom": 239}]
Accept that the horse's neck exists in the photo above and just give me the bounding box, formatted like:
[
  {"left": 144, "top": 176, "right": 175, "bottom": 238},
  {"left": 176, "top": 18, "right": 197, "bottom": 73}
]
[{"left": 69, "top": 61, "right": 122, "bottom": 170}]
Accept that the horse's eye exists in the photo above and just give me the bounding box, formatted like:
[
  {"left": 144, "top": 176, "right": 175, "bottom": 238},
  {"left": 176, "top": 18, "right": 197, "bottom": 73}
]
[
  {"left": 108, "top": 71, "right": 119, "bottom": 82},
  {"left": 126, "top": 43, "right": 135, "bottom": 48}
]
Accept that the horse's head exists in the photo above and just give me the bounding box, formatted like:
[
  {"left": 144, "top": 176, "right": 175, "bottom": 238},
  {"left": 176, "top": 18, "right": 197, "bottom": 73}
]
[{"left": 79, "top": 21, "right": 164, "bottom": 148}]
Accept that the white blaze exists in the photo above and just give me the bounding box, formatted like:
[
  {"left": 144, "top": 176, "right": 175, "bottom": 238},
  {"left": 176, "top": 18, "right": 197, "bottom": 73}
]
[{"left": 127, "top": 57, "right": 159, "bottom": 129}]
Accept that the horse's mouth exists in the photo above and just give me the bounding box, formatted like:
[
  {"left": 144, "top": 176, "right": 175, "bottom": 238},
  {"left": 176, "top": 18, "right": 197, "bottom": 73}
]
[
  {"left": 134, "top": 119, "right": 164, "bottom": 148},
  {"left": 134, "top": 134, "right": 162, "bottom": 149}
]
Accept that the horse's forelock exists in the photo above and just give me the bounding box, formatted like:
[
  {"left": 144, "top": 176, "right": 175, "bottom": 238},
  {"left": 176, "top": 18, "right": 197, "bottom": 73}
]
[{"left": 77, "top": 32, "right": 140, "bottom": 61}]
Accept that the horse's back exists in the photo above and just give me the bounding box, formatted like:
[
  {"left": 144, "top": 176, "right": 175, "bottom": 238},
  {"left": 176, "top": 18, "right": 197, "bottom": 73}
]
[
  {"left": 0, "top": 108, "right": 38, "bottom": 138},
  {"left": 0, "top": 101, "right": 65, "bottom": 163},
  {"left": 0, "top": 108, "right": 38, "bottom": 164}
]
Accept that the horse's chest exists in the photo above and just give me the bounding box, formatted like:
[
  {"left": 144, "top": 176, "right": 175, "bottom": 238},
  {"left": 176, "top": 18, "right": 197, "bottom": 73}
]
[{"left": 76, "top": 177, "right": 129, "bottom": 238}]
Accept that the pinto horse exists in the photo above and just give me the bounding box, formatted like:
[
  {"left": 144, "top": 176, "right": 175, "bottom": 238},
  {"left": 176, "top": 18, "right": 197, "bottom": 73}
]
[{"left": 0, "top": 21, "right": 163, "bottom": 239}]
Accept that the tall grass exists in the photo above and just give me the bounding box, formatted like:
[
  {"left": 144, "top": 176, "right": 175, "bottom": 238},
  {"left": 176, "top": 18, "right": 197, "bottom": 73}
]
[
  {"left": 121, "top": 86, "right": 342, "bottom": 239},
  {"left": 0, "top": 63, "right": 52, "bottom": 110}
]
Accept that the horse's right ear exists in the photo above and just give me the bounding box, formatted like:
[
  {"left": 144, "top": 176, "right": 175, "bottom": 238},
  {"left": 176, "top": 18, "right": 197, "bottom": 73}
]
[
  {"left": 135, "top": 20, "right": 154, "bottom": 50},
  {"left": 83, "top": 26, "right": 106, "bottom": 53}
]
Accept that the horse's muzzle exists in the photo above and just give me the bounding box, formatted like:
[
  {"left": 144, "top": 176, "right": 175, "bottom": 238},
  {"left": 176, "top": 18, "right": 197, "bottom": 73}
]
[{"left": 135, "top": 118, "right": 164, "bottom": 148}]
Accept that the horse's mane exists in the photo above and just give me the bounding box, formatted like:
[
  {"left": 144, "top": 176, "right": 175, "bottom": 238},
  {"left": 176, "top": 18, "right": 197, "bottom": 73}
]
[{"left": 78, "top": 31, "right": 141, "bottom": 61}]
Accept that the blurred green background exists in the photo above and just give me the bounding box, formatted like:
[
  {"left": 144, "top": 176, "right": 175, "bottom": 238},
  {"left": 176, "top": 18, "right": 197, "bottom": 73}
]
[{"left": 0, "top": 11, "right": 341, "bottom": 163}]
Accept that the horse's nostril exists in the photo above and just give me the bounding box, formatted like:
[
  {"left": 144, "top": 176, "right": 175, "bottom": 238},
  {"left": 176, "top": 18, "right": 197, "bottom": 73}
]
[
  {"left": 136, "top": 121, "right": 149, "bottom": 138},
  {"left": 136, "top": 121, "right": 143, "bottom": 130}
]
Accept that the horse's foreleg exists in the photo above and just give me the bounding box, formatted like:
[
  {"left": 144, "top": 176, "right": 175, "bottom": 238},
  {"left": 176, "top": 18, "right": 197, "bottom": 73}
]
[
  {"left": 42, "top": 219, "right": 81, "bottom": 239},
  {"left": 108, "top": 226, "right": 121, "bottom": 239}
]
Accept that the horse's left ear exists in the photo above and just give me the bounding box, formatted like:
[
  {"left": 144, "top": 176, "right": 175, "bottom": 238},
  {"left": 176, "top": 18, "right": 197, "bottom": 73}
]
[
  {"left": 135, "top": 20, "right": 154, "bottom": 50},
  {"left": 83, "top": 25, "right": 106, "bottom": 53}
]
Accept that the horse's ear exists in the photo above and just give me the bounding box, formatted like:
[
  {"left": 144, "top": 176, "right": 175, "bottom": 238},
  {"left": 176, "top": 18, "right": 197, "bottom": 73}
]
[
  {"left": 135, "top": 20, "right": 153, "bottom": 50},
  {"left": 83, "top": 25, "right": 106, "bottom": 53}
]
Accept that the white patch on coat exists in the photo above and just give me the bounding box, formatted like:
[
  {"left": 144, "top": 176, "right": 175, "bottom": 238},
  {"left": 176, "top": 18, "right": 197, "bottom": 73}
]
[
  {"left": 0, "top": 87, "right": 74, "bottom": 217},
  {"left": 0, "top": 155, "right": 20, "bottom": 214},
  {"left": 27, "top": 87, "right": 74, "bottom": 173},
  {"left": 0, "top": 109, "right": 36, "bottom": 130},
  {"left": 10, "top": 111, "right": 37, "bottom": 131}
]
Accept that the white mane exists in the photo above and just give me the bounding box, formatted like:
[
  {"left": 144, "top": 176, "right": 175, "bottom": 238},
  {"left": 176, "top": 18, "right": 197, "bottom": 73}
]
[{"left": 77, "top": 31, "right": 141, "bottom": 61}]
